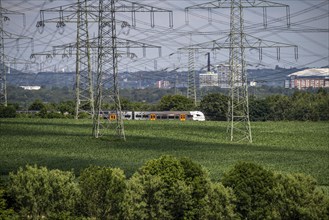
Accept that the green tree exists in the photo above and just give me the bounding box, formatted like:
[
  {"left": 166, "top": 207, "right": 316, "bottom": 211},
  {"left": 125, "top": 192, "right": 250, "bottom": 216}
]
[
  {"left": 8, "top": 165, "right": 80, "bottom": 219},
  {"left": 123, "top": 155, "right": 218, "bottom": 219},
  {"left": 158, "top": 95, "right": 194, "bottom": 111},
  {"left": 0, "top": 105, "right": 16, "bottom": 118},
  {"left": 249, "top": 97, "right": 270, "bottom": 121},
  {"left": 28, "top": 99, "right": 45, "bottom": 111},
  {"left": 266, "top": 95, "right": 292, "bottom": 121},
  {"left": 206, "top": 182, "right": 238, "bottom": 220},
  {"left": 275, "top": 173, "right": 329, "bottom": 219},
  {"left": 199, "top": 93, "right": 228, "bottom": 121},
  {"left": 79, "top": 166, "right": 126, "bottom": 219},
  {"left": 222, "top": 162, "right": 279, "bottom": 219},
  {"left": 0, "top": 187, "right": 18, "bottom": 219}
]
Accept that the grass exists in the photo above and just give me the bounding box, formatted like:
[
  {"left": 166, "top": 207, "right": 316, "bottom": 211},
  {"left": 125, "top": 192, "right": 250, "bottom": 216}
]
[{"left": 1, "top": 118, "right": 329, "bottom": 188}]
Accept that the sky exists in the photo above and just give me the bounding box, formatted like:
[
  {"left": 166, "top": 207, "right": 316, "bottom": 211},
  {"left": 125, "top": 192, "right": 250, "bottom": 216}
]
[{"left": 2, "top": 0, "right": 329, "bottom": 78}]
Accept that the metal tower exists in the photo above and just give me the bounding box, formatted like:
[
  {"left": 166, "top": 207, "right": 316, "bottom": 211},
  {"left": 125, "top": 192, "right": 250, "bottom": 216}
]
[
  {"left": 187, "top": 49, "right": 197, "bottom": 106},
  {"left": 1, "top": 1, "right": 30, "bottom": 107},
  {"left": 185, "top": 0, "right": 297, "bottom": 142},
  {"left": 37, "top": 0, "right": 95, "bottom": 119},
  {"left": 75, "top": 0, "right": 94, "bottom": 119},
  {"left": 92, "top": 0, "right": 172, "bottom": 139},
  {"left": 37, "top": 0, "right": 172, "bottom": 140},
  {"left": 0, "top": 1, "right": 6, "bottom": 106}
]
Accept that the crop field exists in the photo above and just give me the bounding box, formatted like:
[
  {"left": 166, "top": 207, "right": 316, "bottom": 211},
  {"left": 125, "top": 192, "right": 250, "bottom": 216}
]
[{"left": 1, "top": 118, "right": 329, "bottom": 188}]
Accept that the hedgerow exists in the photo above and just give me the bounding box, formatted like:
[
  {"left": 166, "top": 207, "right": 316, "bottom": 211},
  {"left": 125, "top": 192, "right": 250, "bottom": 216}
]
[{"left": 1, "top": 157, "right": 328, "bottom": 219}]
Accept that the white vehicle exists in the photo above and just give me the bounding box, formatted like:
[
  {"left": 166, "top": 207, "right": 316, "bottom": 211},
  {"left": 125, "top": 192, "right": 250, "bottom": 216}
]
[{"left": 132, "top": 111, "right": 205, "bottom": 121}]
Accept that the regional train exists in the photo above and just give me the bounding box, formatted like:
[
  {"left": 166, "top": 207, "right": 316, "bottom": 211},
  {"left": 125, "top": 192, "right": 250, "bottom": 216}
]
[
  {"left": 102, "top": 111, "right": 206, "bottom": 121},
  {"left": 16, "top": 110, "right": 206, "bottom": 121}
]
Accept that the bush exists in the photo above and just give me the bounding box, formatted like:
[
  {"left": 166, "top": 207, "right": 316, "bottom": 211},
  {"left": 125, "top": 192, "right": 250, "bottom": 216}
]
[
  {"left": 222, "top": 162, "right": 279, "bottom": 219},
  {"left": 275, "top": 173, "right": 329, "bottom": 219},
  {"left": 79, "top": 166, "right": 126, "bottom": 219},
  {"left": 8, "top": 165, "right": 80, "bottom": 219},
  {"left": 199, "top": 93, "right": 228, "bottom": 121},
  {"left": 206, "top": 182, "right": 238, "bottom": 219},
  {"left": 0, "top": 105, "right": 16, "bottom": 118},
  {"left": 0, "top": 188, "right": 18, "bottom": 219},
  {"left": 123, "top": 155, "right": 230, "bottom": 219},
  {"left": 158, "top": 95, "right": 195, "bottom": 111}
]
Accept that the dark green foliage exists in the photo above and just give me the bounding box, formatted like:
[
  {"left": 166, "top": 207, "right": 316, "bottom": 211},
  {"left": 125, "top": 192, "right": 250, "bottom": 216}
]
[
  {"left": 222, "top": 162, "right": 279, "bottom": 219},
  {"left": 206, "top": 183, "right": 238, "bottom": 220},
  {"left": 0, "top": 105, "right": 16, "bottom": 118},
  {"left": 249, "top": 97, "right": 270, "bottom": 121},
  {"left": 0, "top": 188, "right": 18, "bottom": 219},
  {"left": 199, "top": 93, "right": 228, "bottom": 121},
  {"left": 275, "top": 173, "right": 329, "bottom": 219},
  {"left": 8, "top": 165, "right": 80, "bottom": 219},
  {"left": 58, "top": 100, "right": 75, "bottom": 115},
  {"left": 28, "top": 99, "right": 45, "bottom": 111},
  {"left": 79, "top": 166, "right": 126, "bottom": 219},
  {"left": 123, "top": 155, "right": 235, "bottom": 220},
  {"left": 158, "top": 95, "right": 195, "bottom": 111}
]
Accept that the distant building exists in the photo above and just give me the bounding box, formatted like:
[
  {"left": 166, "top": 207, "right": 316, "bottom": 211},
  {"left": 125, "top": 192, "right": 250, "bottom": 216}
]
[
  {"left": 20, "top": 86, "right": 41, "bottom": 90},
  {"left": 199, "top": 72, "right": 219, "bottom": 88},
  {"left": 217, "top": 64, "right": 230, "bottom": 88},
  {"left": 155, "top": 80, "right": 171, "bottom": 89},
  {"left": 285, "top": 68, "right": 329, "bottom": 89}
]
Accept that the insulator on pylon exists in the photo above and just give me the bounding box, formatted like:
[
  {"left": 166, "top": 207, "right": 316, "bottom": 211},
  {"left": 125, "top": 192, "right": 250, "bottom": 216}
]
[
  {"left": 294, "top": 47, "right": 298, "bottom": 61},
  {"left": 185, "top": 9, "right": 189, "bottom": 25}
]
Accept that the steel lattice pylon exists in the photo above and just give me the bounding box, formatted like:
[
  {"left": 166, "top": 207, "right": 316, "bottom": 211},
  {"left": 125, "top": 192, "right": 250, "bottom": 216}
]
[
  {"left": 227, "top": 0, "right": 252, "bottom": 142},
  {"left": 0, "top": 0, "right": 6, "bottom": 106},
  {"left": 184, "top": 0, "right": 296, "bottom": 143},
  {"left": 93, "top": 0, "right": 125, "bottom": 140},
  {"left": 1, "top": 1, "right": 31, "bottom": 107},
  {"left": 187, "top": 49, "right": 197, "bottom": 106},
  {"left": 75, "top": 0, "right": 94, "bottom": 119}
]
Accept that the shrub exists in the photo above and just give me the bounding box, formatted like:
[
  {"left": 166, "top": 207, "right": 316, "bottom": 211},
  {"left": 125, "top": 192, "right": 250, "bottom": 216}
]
[
  {"left": 0, "top": 105, "right": 16, "bottom": 118},
  {"left": 0, "top": 188, "right": 18, "bottom": 219},
  {"left": 275, "top": 173, "right": 329, "bottom": 219},
  {"left": 8, "top": 165, "right": 80, "bottom": 219},
  {"left": 222, "top": 162, "right": 279, "bottom": 219},
  {"left": 123, "top": 155, "right": 219, "bottom": 219},
  {"left": 79, "top": 166, "right": 126, "bottom": 219},
  {"left": 206, "top": 182, "right": 238, "bottom": 220}
]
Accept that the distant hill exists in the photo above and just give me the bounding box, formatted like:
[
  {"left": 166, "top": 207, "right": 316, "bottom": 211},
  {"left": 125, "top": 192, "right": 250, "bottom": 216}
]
[{"left": 6, "top": 66, "right": 309, "bottom": 89}]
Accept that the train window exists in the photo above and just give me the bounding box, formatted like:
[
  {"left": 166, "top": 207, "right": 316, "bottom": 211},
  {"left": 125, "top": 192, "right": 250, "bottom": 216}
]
[
  {"left": 157, "top": 115, "right": 161, "bottom": 119},
  {"left": 162, "top": 115, "right": 167, "bottom": 119},
  {"left": 168, "top": 115, "right": 175, "bottom": 119},
  {"left": 187, "top": 115, "right": 193, "bottom": 118},
  {"left": 175, "top": 115, "right": 179, "bottom": 119},
  {"left": 136, "top": 115, "right": 141, "bottom": 118},
  {"left": 109, "top": 114, "right": 116, "bottom": 121},
  {"left": 143, "top": 115, "right": 149, "bottom": 118}
]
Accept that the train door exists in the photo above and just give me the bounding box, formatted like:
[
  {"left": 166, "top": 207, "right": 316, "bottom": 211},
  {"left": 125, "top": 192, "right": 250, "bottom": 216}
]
[
  {"left": 109, "top": 113, "right": 117, "bottom": 121},
  {"left": 150, "top": 113, "right": 156, "bottom": 121},
  {"left": 180, "top": 114, "right": 186, "bottom": 121}
]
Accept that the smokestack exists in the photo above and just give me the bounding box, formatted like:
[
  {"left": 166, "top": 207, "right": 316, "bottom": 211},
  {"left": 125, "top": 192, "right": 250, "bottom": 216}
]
[{"left": 207, "top": 52, "right": 210, "bottom": 72}]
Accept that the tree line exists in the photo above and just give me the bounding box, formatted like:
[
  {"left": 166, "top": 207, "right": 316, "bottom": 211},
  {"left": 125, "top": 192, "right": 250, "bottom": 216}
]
[
  {"left": 1, "top": 156, "right": 328, "bottom": 219},
  {"left": 1, "top": 88, "right": 328, "bottom": 121}
]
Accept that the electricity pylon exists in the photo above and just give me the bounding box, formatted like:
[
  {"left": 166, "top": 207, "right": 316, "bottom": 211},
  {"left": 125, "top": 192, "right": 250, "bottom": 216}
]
[
  {"left": 185, "top": 0, "right": 297, "bottom": 143},
  {"left": 187, "top": 49, "right": 197, "bottom": 106},
  {"left": 37, "top": 0, "right": 95, "bottom": 119},
  {"left": 92, "top": 0, "right": 172, "bottom": 140},
  {"left": 37, "top": 0, "right": 172, "bottom": 140},
  {"left": 1, "top": 1, "right": 31, "bottom": 107}
]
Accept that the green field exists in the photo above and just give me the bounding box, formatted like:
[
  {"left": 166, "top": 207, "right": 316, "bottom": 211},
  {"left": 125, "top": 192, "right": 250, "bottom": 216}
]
[{"left": 1, "top": 118, "right": 329, "bottom": 188}]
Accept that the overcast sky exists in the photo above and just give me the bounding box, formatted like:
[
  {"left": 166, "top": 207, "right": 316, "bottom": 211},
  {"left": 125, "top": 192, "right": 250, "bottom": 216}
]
[{"left": 2, "top": 0, "right": 328, "bottom": 76}]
